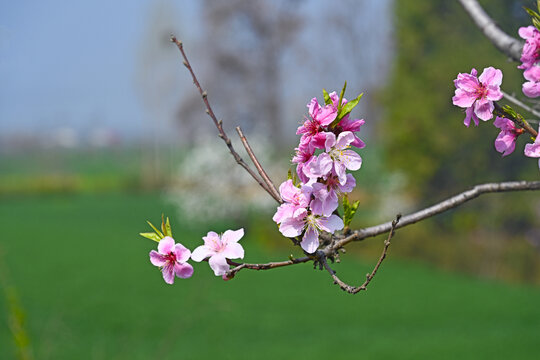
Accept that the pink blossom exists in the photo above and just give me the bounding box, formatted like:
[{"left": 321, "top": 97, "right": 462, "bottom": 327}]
[
  {"left": 523, "top": 66, "right": 540, "bottom": 98},
  {"left": 149, "top": 236, "right": 194, "bottom": 284},
  {"left": 452, "top": 67, "right": 503, "bottom": 123},
  {"left": 310, "top": 173, "right": 356, "bottom": 217},
  {"left": 278, "top": 213, "right": 344, "bottom": 253},
  {"left": 296, "top": 97, "right": 337, "bottom": 152},
  {"left": 524, "top": 125, "right": 540, "bottom": 169},
  {"left": 518, "top": 26, "right": 540, "bottom": 70},
  {"left": 328, "top": 91, "right": 366, "bottom": 148},
  {"left": 493, "top": 117, "right": 522, "bottom": 156},
  {"left": 292, "top": 143, "right": 314, "bottom": 184},
  {"left": 273, "top": 180, "right": 312, "bottom": 224},
  {"left": 191, "top": 229, "right": 245, "bottom": 276},
  {"left": 324, "top": 131, "right": 362, "bottom": 184}
]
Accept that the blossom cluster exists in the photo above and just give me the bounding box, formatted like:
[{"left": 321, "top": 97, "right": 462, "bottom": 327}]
[
  {"left": 147, "top": 227, "right": 245, "bottom": 284},
  {"left": 273, "top": 90, "right": 365, "bottom": 253},
  {"left": 518, "top": 26, "right": 540, "bottom": 98}
]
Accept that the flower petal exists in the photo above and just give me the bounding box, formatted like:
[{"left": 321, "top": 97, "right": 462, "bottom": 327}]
[
  {"left": 341, "top": 150, "right": 362, "bottom": 171},
  {"left": 335, "top": 131, "right": 355, "bottom": 150},
  {"left": 300, "top": 225, "right": 319, "bottom": 253},
  {"left": 209, "top": 254, "right": 230, "bottom": 276},
  {"left": 191, "top": 245, "right": 215, "bottom": 262},
  {"left": 279, "top": 217, "right": 305, "bottom": 237},
  {"left": 474, "top": 100, "right": 494, "bottom": 121},
  {"left": 317, "top": 214, "right": 344, "bottom": 233},
  {"left": 161, "top": 263, "right": 176, "bottom": 284},
  {"left": 174, "top": 263, "right": 194, "bottom": 279},
  {"left": 221, "top": 242, "right": 244, "bottom": 259},
  {"left": 452, "top": 89, "right": 476, "bottom": 108},
  {"left": 222, "top": 229, "right": 244, "bottom": 244},
  {"left": 478, "top": 67, "right": 503, "bottom": 87},
  {"left": 158, "top": 236, "right": 175, "bottom": 255},
  {"left": 174, "top": 243, "right": 192, "bottom": 263},
  {"left": 149, "top": 250, "right": 166, "bottom": 267}
]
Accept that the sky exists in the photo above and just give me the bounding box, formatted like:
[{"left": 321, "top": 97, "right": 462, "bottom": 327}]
[{"left": 0, "top": 0, "right": 391, "bottom": 142}]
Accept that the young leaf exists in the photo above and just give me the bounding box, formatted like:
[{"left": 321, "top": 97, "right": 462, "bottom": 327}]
[
  {"left": 165, "top": 217, "right": 172, "bottom": 237},
  {"left": 329, "top": 93, "right": 363, "bottom": 128},
  {"left": 146, "top": 220, "right": 164, "bottom": 239},
  {"left": 342, "top": 195, "right": 360, "bottom": 227},
  {"left": 139, "top": 232, "right": 161, "bottom": 242},
  {"left": 322, "top": 88, "right": 332, "bottom": 105},
  {"left": 287, "top": 168, "right": 293, "bottom": 180},
  {"left": 337, "top": 81, "right": 347, "bottom": 113}
]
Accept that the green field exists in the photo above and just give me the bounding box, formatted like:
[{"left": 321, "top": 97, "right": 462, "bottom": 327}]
[{"left": 1, "top": 192, "right": 540, "bottom": 359}]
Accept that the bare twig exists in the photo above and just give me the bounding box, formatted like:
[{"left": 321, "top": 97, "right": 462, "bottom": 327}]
[
  {"left": 170, "top": 35, "right": 280, "bottom": 203},
  {"left": 457, "top": 0, "right": 523, "bottom": 62},
  {"left": 320, "top": 215, "right": 401, "bottom": 294},
  {"left": 224, "top": 256, "right": 311, "bottom": 279},
  {"left": 330, "top": 181, "right": 540, "bottom": 251},
  {"left": 236, "top": 127, "right": 282, "bottom": 203},
  {"left": 502, "top": 90, "right": 540, "bottom": 120}
]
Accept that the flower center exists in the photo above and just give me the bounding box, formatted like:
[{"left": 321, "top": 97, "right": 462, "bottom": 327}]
[
  {"left": 475, "top": 84, "right": 488, "bottom": 99},
  {"left": 165, "top": 252, "right": 177, "bottom": 264}
]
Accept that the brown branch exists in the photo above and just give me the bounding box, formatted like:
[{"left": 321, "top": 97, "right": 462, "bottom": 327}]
[
  {"left": 330, "top": 180, "right": 540, "bottom": 252},
  {"left": 235, "top": 127, "right": 282, "bottom": 203},
  {"left": 224, "top": 256, "right": 311, "bottom": 279},
  {"left": 170, "top": 35, "right": 280, "bottom": 203},
  {"left": 320, "top": 215, "right": 400, "bottom": 294},
  {"left": 457, "top": 0, "right": 523, "bottom": 62}
]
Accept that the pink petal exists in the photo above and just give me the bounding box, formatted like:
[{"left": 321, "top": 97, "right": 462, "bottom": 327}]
[
  {"left": 162, "top": 263, "right": 176, "bottom": 284},
  {"left": 524, "top": 66, "right": 540, "bottom": 81},
  {"left": 202, "top": 231, "right": 221, "bottom": 249},
  {"left": 494, "top": 132, "right": 516, "bottom": 156},
  {"left": 454, "top": 72, "right": 479, "bottom": 92},
  {"left": 307, "top": 97, "right": 319, "bottom": 116},
  {"left": 149, "top": 250, "right": 166, "bottom": 267},
  {"left": 209, "top": 254, "right": 230, "bottom": 276},
  {"left": 190, "top": 245, "right": 215, "bottom": 262},
  {"left": 473, "top": 100, "right": 494, "bottom": 121},
  {"left": 335, "top": 131, "right": 355, "bottom": 150},
  {"left": 279, "top": 217, "right": 305, "bottom": 237},
  {"left": 485, "top": 87, "right": 503, "bottom": 101},
  {"left": 324, "top": 132, "right": 337, "bottom": 151},
  {"left": 478, "top": 67, "right": 503, "bottom": 87},
  {"left": 158, "top": 236, "right": 175, "bottom": 255},
  {"left": 339, "top": 174, "right": 356, "bottom": 193},
  {"left": 278, "top": 180, "right": 299, "bottom": 203},
  {"left": 519, "top": 26, "right": 537, "bottom": 39},
  {"left": 523, "top": 81, "right": 540, "bottom": 98},
  {"left": 317, "top": 214, "right": 344, "bottom": 233},
  {"left": 222, "top": 229, "right": 244, "bottom": 244},
  {"left": 174, "top": 263, "right": 194, "bottom": 279},
  {"left": 452, "top": 89, "right": 477, "bottom": 108},
  {"left": 463, "top": 107, "right": 479, "bottom": 127},
  {"left": 317, "top": 105, "right": 338, "bottom": 126},
  {"left": 221, "top": 242, "right": 244, "bottom": 259},
  {"left": 306, "top": 153, "right": 333, "bottom": 179},
  {"left": 173, "top": 243, "right": 192, "bottom": 263},
  {"left": 300, "top": 225, "right": 319, "bottom": 254},
  {"left": 525, "top": 142, "right": 540, "bottom": 157},
  {"left": 273, "top": 203, "right": 293, "bottom": 224},
  {"left": 342, "top": 150, "right": 362, "bottom": 171}
]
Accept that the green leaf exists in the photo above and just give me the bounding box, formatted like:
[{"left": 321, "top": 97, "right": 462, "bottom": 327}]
[
  {"left": 322, "top": 88, "right": 332, "bottom": 105},
  {"left": 329, "top": 93, "right": 363, "bottom": 128},
  {"left": 139, "top": 232, "right": 161, "bottom": 242},
  {"left": 287, "top": 168, "right": 293, "bottom": 180},
  {"left": 342, "top": 195, "right": 360, "bottom": 227},
  {"left": 146, "top": 220, "right": 164, "bottom": 239},
  {"left": 502, "top": 105, "right": 518, "bottom": 119},
  {"left": 165, "top": 217, "right": 172, "bottom": 237},
  {"left": 337, "top": 81, "right": 347, "bottom": 113}
]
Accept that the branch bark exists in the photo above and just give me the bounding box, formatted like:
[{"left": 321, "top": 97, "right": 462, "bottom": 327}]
[
  {"left": 171, "top": 35, "right": 282, "bottom": 204},
  {"left": 457, "top": 0, "right": 523, "bottom": 62},
  {"left": 329, "top": 180, "right": 540, "bottom": 252}
]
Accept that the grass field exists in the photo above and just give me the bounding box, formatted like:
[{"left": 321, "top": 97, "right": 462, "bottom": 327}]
[{"left": 1, "top": 192, "right": 540, "bottom": 359}]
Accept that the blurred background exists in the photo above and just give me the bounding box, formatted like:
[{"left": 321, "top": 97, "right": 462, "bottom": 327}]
[{"left": 1, "top": 0, "right": 540, "bottom": 359}]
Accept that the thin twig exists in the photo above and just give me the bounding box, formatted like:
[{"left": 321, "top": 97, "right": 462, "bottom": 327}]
[
  {"left": 330, "top": 180, "right": 540, "bottom": 252},
  {"left": 236, "top": 127, "right": 282, "bottom": 203},
  {"left": 502, "top": 90, "right": 540, "bottom": 120},
  {"left": 320, "top": 215, "right": 401, "bottom": 294},
  {"left": 224, "top": 256, "right": 311, "bottom": 279},
  {"left": 170, "top": 35, "right": 280, "bottom": 203},
  {"left": 457, "top": 0, "right": 523, "bottom": 62}
]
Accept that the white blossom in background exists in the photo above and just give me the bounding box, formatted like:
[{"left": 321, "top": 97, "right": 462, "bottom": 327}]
[{"left": 167, "top": 134, "right": 283, "bottom": 222}]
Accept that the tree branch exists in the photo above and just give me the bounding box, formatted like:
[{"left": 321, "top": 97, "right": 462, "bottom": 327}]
[
  {"left": 457, "top": 0, "right": 523, "bottom": 62},
  {"left": 170, "top": 35, "right": 281, "bottom": 203},
  {"left": 330, "top": 180, "right": 540, "bottom": 251},
  {"left": 494, "top": 102, "right": 538, "bottom": 137},
  {"left": 319, "top": 215, "right": 400, "bottom": 294},
  {"left": 236, "top": 127, "right": 282, "bottom": 203},
  {"left": 502, "top": 90, "right": 540, "bottom": 120}
]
